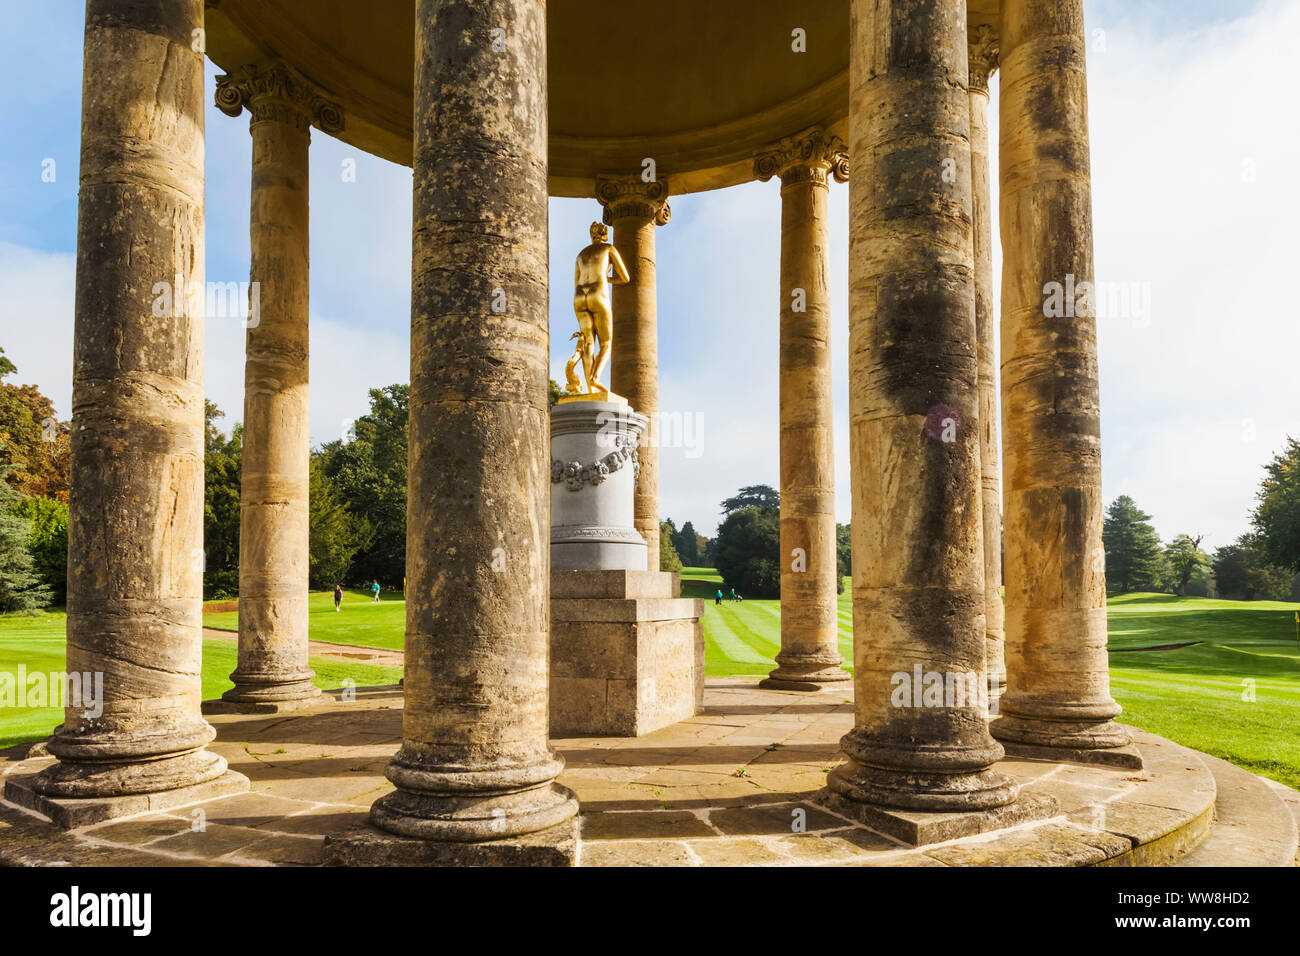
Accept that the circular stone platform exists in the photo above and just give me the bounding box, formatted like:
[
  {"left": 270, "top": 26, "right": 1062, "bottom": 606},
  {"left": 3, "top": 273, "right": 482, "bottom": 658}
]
[{"left": 0, "top": 680, "right": 1293, "bottom": 867}]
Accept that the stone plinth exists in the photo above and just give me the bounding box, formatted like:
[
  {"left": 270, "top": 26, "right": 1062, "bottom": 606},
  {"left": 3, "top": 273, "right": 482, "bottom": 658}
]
[
  {"left": 550, "top": 570, "right": 704, "bottom": 737},
  {"left": 551, "top": 400, "right": 648, "bottom": 571}
]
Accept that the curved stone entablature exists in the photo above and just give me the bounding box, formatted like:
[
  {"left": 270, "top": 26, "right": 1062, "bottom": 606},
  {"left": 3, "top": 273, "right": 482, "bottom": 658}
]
[
  {"left": 215, "top": 60, "right": 345, "bottom": 134},
  {"left": 754, "top": 126, "right": 849, "bottom": 186},
  {"left": 202, "top": 0, "right": 1000, "bottom": 195}
]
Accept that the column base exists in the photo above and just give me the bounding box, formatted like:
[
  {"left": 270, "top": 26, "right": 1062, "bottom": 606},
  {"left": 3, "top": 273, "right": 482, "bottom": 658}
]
[
  {"left": 760, "top": 652, "right": 850, "bottom": 691},
  {"left": 29, "top": 748, "right": 231, "bottom": 800},
  {"left": 369, "top": 781, "right": 579, "bottom": 842},
  {"left": 219, "top": 669, "right": 321, "bottom": 711},
  {"left": 323, "top": 813, "right": 578, "bottom": 867},
  {"left": 203, "top": 692, "right": 325, "bottom": 715},
  {"left": 992, "top": 713, "right": 1142, "bottom": 769},
  {"left": 7, "top": 756, "right": 248, "bottom": 830},
  {"left": 826, "top": 758, "right": 1021, "bottom": 814},
  {"left": 817, "top": 785, "right": 1057, "bottom": 847}
]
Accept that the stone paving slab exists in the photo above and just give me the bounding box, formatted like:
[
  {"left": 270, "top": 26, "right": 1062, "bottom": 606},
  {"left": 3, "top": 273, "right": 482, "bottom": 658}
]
[{"left": 0, "top": 678, "right": 1240, "bottom": 867}]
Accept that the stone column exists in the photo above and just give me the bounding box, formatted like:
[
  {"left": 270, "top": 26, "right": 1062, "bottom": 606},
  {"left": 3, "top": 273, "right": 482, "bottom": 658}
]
[
  {"left": 826, "top": 0, "right": 1015, "bottom": 813},
  {"left": 328, "top": 0, "right": 576, "bottom": 865},
  {"left": 212, "top": 63, "right": 343, "bottom": 711},
  {"left": 992, "top": 0, "right": 1132, "bottom": 761},
  {"left": 596, "top": 175, "right": 670, "bottom": 561},
  {"left": 968, "top": 27, "right": 1005, "bottom": 701},
  {"left": 754, "top": 130, "right": 850, "bottom": 691},
  {"left": 27, "top": 0, "right": 242, "bottom": 805}
]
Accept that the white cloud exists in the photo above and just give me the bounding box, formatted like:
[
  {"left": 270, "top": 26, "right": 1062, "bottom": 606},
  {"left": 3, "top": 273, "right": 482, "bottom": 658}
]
[{"left": 0, "top": 242, "right": 75, "bottom": 414}]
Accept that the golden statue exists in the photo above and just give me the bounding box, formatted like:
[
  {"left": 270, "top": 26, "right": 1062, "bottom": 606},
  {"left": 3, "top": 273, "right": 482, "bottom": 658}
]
[{"left": 563, "top": 221, "right": 629, "bottom": 402}]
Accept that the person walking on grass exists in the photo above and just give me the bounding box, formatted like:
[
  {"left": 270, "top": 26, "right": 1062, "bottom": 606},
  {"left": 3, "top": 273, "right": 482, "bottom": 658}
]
[
  {"left": 371, "top": 580, "right": 381, "bottom": 604},
  {"left": 715, "top": 588, "right": 723, "bottom": 606},
  {"left": 730, "top": 587, "right": 738, "bottom": 603},
  {"left": 334, "top": 584, "right": 343, "bottom": 612}
]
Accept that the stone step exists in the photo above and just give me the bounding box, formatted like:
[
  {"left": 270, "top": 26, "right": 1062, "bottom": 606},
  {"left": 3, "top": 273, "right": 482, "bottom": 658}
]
[
  {"left": 1262, "top": 778, "right": 1300, "bottom": 866},
  {"left": 1173, "top": 753, "right": 1299, "bottom": 867}
]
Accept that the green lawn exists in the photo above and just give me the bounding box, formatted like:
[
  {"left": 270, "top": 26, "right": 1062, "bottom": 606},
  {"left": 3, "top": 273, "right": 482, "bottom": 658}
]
[
  {"left": 7, "top": 578, "right": 1300, "bottom": 790},
  {"left": 0, "top": 608, "right": 402, "bottom": 751},
  {"left": 204, "top": 587, "right": 407, "bottom": 651}
]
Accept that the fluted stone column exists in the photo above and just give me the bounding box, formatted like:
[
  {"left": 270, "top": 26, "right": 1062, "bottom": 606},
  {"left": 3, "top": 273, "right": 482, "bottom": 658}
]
[
  {"left": 596, "top": 175, "right": 670, "bottom": 561},
  {"left": 826, "top": 0, "right": 1016, "bottom": 815},
  {"left": 327, "top": 0, "right": 576, "bottom": 865},
  {"left": 23, "top": 0, "right": 244, "bottom": 808},
  {"left": 992, "top": 0, "right": 1133, "bottom": 762},
  {"left": 754, "top": 130, "right": 850, "bottom": 692},
  {"left": 969, "top": 27, "right": 1006, "bottom": 702},
  {"left": 212, "top": 64, "right": 342, "bottom": 711}
]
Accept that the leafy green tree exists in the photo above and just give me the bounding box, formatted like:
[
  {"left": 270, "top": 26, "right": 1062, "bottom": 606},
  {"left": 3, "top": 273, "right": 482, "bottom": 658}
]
[
  {"left": 659, "top": 520, "right": 683, "bottom": 572},
  {"left": 674, "top": 520, "right": 701, "bottom": 565},
  {"left": 836, "top": 522, "right": 852, "bottom": 583},
  {"left": 309, "top": 457, "right": 371, "bottom": 588},
  {"left": 1252, "top": 436, "right": 1300, "bottom": 573},
  {"left": 203, "top": 402, "right": 241, "bottom": 599},
  {"left": 720, "top": 484, "right": 779, "bottom": 515},
  {"left": 548, "top": 379, "right": 566, "bottom": 407},
  {"left": 0, "top": 471, "right": 50, "bottom": 611},
  {"left": 1163, "top": 534, "right": 1208, "bottom": 597},
  {"left": 1102, "top": 495, "right": 1163, "bottom": 593},
  {"left": 713, "top": 505, "right": 781, "bottom": 598},
  {"left": 10, "top": 495, "right": 67, "bottom": 604},
  {"left": 316, "top": 385, "right": 408, "bottom": 586},
  {"left": 0, "top": 347, "right": 70, "bottom": 502},
  {"left": 1212, "top": 533, "right": 1293, "bottom": 601}
]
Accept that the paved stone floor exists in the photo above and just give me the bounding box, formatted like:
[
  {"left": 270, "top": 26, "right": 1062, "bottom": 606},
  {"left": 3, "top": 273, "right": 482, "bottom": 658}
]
[{"left": 0, "top": 679, "right": 1230, "bottom": 866}]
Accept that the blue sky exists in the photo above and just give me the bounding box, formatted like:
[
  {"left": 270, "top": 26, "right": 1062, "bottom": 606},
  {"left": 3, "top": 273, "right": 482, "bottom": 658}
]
[{"left": 1, "top": 0, "right": 1295, "bottom": 544}]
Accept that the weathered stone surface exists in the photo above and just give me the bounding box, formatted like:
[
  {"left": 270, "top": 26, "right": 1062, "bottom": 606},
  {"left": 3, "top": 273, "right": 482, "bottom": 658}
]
[
  {"left": 580, "top": 809, "right": 714, "bottom": 840},
  {"left": 219, "top": 61, "right": 321, "bottom": 708},
  {"left": 551, "top": 571, "right": 704, "bottom": 736},
  {"left": 365, "top": 0, "right": 576, "bottom": 853},
  {"left": 0, "top": 681, "right": 1233, "bottom": 867},
  {"left": 552, "top": 569, "right": 679, "bottom": 600},
  {"left": 323, "top": 817, "right": 578, "bottom": 867},
  {"left": 992, "top": 0, "right": 1130, "bottom": 757},
  {"left": 819, "top": 787, "right": 1058, "bottom": 847},
  {"left": 39, "top": 0, "right": 224, "bottom": 801},
  {"left": 6, "top": 768, "right": 249, "bottom": 830},
  {"left": 755, "top": 128, "right": 850, "bottom": 691},
  {"left": 600, "top": 175, "right": 669, "bottom": 558},
  {"left": 968, "top": 26, "right": 1006, "bottom": 701},
  {"left": 835, "top": 0, "right": 1012, "bottom": 812}
]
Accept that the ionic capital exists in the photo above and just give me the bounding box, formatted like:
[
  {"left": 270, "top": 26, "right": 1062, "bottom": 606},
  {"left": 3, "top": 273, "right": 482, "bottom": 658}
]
[
  {"left": 968, "top": 25, "right": 1000, "bottom": 95},
  {"left": 595, "top": 175, "right": 671, "bottom": 227},
  {"left": 754, "top": 127, "right": 849, "bottom": 188},
  {"left": 215, "top": 61, "right": 344, "bottom": 134}
]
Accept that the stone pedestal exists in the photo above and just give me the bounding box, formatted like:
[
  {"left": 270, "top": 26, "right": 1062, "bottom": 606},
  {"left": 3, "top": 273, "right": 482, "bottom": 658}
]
[
  {"left": 551, "top": 400, "right": 648, "bottom": 572},
  {"left": 550, "top": 570, "right": 705, "bottom": 737}
]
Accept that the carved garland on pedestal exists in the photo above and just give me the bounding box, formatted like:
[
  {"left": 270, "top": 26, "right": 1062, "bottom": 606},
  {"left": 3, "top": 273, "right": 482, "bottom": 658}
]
[
  {"left": 595, "top": 175, "right": 671, "bottom": 226},
  {"left": 214, "top": 61, "right": 345, "bottom": 134},
  {"left": 551, "top": 434, "right": 641, "bottom": 491},
  {"left": 969, "top": 25, "right": 1000, "bottom": 95},
  {"left": 754, "top": 127, "right": 849, "bottom": 187}
]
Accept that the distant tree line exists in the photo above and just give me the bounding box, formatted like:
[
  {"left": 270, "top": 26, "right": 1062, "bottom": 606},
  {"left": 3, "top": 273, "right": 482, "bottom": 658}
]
[{"left": 1102, "top": 435, "right": 1300, "bottom": 601}]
